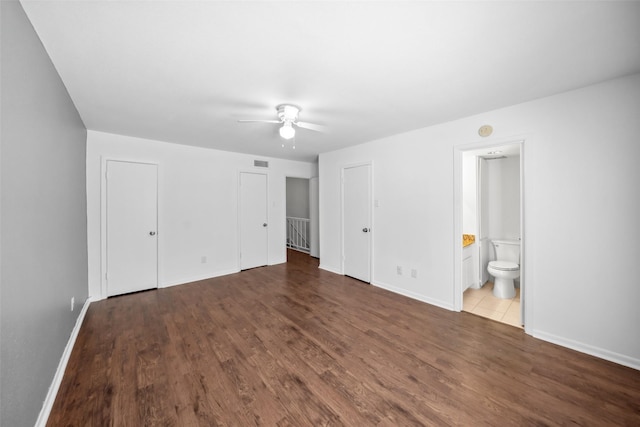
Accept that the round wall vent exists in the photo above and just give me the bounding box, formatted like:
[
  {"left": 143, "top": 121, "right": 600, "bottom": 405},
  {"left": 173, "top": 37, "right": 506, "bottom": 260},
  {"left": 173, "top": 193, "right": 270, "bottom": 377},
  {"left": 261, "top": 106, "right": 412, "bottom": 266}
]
[{"left": 478, "top": 125, "right": 493, "bottom": 137}]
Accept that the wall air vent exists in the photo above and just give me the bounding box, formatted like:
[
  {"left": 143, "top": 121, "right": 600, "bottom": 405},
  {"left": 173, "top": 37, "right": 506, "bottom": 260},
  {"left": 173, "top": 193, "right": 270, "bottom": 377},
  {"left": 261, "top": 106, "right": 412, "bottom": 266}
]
[
  {"left": 254, "top": 160, "right": 269, "bottom": 168},
  {"left": 481, "top": 156, "right": 507, "bottom": 160}
]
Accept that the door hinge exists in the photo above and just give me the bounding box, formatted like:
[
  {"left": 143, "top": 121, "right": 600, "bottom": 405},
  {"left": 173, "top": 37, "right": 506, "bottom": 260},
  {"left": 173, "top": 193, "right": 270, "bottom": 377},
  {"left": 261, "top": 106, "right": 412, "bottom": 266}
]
[{"left": 105, "top": 272, "right": 108, "bottom": 281}]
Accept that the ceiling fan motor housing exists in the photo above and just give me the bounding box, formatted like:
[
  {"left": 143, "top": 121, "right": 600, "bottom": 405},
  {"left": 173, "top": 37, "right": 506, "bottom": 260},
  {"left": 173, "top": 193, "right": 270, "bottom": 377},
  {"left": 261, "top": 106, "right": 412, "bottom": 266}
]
[{"left": 277, "top": 104, "right": 300, "bottom": 123}]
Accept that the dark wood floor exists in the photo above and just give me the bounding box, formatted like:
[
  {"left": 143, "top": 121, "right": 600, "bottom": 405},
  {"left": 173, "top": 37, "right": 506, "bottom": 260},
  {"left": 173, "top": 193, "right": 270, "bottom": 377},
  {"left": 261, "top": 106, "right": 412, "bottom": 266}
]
[{"left": 48, "top": 250, "right": 640, "bottom": 426}]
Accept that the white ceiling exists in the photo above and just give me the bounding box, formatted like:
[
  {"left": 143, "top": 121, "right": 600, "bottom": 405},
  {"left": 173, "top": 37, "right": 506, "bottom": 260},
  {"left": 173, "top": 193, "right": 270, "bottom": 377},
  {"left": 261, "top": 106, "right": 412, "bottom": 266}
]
[{"left": 20, "top": 1, "right": 640, "bottom": 162}]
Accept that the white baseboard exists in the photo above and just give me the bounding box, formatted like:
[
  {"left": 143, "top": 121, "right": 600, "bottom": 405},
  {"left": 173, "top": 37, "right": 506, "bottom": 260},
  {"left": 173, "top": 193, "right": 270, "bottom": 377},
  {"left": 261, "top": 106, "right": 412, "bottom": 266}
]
[
  {"left": 314, "top": 269, "right": 454, "bottom": 312},
  {"left": 371, "top": 280, "right": 454, "bottom": 311},
  {"left": 160, "top": 268, "right": 240, "bottom": 288},
  {"left": 35, "top": 296, "right": 93, "bottom": 427},
  {"left": 318, "top": 264, "right": 342, "bottom": 275},
  {"left": 532, "top": 329, "right": 640, "bottom": 371}
]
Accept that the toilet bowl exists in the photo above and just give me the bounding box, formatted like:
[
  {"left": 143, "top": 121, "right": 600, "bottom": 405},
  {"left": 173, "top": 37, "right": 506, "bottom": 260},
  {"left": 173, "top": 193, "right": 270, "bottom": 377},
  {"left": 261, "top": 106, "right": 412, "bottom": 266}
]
[{"left": 487, "top": 240, "right": 520, "bottom": 299}]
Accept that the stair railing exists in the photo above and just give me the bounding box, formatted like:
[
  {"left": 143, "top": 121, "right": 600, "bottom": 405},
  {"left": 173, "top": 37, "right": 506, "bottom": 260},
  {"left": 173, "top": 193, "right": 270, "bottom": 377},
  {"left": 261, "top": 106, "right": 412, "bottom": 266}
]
[{"left": 286, "top": 217, "right": 310, "bottom": 252}]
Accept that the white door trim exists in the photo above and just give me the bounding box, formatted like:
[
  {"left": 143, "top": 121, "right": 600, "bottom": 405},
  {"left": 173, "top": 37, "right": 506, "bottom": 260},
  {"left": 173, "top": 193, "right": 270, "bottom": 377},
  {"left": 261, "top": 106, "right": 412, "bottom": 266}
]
[
  {"left": 100, "top": 157, "right": 159, "bottom": 300},
  {"left": 341, "top": 161, "right": 373, "bottom": 282},
  {"left": 309, "top": 176, "right": 320, "bottom": 258}
]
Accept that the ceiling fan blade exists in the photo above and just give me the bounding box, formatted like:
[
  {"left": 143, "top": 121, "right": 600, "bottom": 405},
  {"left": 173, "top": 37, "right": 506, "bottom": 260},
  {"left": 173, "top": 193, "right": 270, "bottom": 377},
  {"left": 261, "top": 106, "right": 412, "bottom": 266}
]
[
  {"left": 237, "top": 119, "right": 282, "bottom": 124},
  {"left": 295, "top": 121, "right": 327, "bottom": 133}
]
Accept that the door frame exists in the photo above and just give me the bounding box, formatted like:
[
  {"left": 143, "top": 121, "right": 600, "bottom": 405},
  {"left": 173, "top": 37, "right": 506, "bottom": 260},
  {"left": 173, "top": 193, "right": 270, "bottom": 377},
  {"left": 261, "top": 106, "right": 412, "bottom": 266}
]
[
  {"left": 284, "top": 174, "right": 317, "bottom": 257},
  {"left": 237, "top": 170, "right": 269, "bottom": 270},
  {"left": 453, "top": 136, "right": 529, "bottom": 331},
  {"left": 341, "top": 161, "right": 373, "bottom": 282},
  {"left": 309, "top": 176, "right": 320, "bottom": 258},
  {"left": 100, "top": 157, "right": 160, "bottom": 300}
]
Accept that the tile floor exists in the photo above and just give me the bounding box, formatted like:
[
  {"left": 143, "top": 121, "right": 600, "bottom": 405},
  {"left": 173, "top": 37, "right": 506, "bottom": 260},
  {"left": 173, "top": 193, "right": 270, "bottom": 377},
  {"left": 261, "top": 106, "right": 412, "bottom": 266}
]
[{"left": 463, "top": 282, "right": 522, "bottom": 328}]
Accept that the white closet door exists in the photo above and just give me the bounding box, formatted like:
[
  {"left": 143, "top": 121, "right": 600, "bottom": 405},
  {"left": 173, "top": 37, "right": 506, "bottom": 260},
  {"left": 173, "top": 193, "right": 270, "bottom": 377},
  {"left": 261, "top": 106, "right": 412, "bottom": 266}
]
[
  {"left": 106, "top": 161, "right": 158, "bottom": 296},
  {"left": 343, "top": 164, "right": 371, "bottom": 282},
  {"left": 240, "top": 172, "right": 268, "bottom": 269}
]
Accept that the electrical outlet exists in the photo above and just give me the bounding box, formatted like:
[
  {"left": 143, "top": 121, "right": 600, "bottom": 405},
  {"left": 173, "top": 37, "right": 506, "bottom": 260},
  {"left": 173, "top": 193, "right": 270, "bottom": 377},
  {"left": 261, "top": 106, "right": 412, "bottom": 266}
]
[
  {"left": 411, "top": 269, "right": 417, "bottom": 279},
  {"left": 396, "top": 266, "right": 402, "bottom": 275},
  {"left": 71, "top": 297, "right": 75, "bottom": 312}
]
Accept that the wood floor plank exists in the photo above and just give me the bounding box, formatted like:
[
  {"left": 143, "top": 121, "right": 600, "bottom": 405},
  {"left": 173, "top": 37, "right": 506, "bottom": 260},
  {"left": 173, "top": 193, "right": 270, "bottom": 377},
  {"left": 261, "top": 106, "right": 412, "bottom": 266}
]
[{"left": 47, "top": 250, "right": 640, "bottom": 426}]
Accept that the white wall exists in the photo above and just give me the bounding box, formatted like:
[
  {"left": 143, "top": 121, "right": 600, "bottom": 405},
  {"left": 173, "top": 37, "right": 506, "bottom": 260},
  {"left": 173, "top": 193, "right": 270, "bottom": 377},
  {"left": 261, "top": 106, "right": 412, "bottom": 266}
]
[
  {"left": 87, "top": 131, "right": 315, "bottom": 299},
  {"left": 483, "top": 156, "right": 520, "bottom": 241},
  {"left": 309, "top": 177, "right": 320, "bottom": 258},
  {"left": 319, "top": 73, "right": 640, "bottom": 369},
  {"left": 479, "top": 155, "right": 520, "bottom": 283},
  {"left": 286, "top": 177, "right": 310, "bottom": 219},
  {"left": 462, "top": 153, "right": 477, "bottom": 235}
]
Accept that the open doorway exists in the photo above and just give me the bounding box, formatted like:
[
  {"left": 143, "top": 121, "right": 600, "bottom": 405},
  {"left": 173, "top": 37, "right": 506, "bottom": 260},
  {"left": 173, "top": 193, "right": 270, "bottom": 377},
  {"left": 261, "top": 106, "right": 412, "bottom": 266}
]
[
  {"left": 454, "top": 140, "right": 525, "bottom": 328},
  {"left": 285, "top": 177, "right": 319, "bottom": 258}
]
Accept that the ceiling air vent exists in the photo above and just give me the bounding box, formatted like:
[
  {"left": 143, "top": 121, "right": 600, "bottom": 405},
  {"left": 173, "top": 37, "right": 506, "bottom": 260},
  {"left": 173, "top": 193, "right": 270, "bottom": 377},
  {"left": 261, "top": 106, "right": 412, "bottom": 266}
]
[{"left": 254, "top": 160, "right": 269, "bottom": 168}]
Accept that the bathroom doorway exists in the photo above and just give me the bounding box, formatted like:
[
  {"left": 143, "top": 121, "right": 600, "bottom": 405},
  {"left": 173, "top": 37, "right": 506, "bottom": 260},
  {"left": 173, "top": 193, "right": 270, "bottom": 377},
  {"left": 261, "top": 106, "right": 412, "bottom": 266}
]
[{"left": 454, "top": 140, "right": 525, "bottom": 329}]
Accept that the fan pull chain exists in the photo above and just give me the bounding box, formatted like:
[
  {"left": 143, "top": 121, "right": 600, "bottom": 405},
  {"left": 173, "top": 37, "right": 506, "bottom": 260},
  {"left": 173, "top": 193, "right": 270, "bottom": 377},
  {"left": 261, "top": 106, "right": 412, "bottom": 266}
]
[{"left": 282, "top": 134, "right": 296, "bottom": 149}]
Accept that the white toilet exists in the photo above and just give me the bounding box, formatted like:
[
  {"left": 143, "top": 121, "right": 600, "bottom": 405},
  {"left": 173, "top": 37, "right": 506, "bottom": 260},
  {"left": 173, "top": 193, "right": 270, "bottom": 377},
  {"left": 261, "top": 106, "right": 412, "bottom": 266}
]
[{"left": 487, "top": 240, "right": 520, "bottom": 299}]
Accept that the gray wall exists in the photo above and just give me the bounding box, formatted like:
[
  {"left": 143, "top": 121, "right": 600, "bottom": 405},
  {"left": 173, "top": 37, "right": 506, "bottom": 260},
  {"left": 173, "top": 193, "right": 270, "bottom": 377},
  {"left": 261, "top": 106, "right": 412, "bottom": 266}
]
[
  {"left": 1, "top": 1, "right": 88, "bottom": 425},
  {"left": 286, "top": 177, "right": 310, "bottom": 219}
]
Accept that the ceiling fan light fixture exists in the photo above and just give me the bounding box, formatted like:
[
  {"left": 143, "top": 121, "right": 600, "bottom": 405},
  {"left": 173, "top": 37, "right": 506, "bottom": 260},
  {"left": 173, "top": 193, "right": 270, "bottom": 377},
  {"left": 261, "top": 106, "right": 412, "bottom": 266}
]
[{"left": 279, "top": 122, "right": 295, "bottom": 140}]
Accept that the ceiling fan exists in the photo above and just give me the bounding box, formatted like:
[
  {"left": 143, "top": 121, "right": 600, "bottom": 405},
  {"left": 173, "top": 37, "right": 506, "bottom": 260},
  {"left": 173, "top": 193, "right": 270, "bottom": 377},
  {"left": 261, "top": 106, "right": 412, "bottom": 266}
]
[{"left": 238, "top": 104, "right": 326, "bottom": 140}]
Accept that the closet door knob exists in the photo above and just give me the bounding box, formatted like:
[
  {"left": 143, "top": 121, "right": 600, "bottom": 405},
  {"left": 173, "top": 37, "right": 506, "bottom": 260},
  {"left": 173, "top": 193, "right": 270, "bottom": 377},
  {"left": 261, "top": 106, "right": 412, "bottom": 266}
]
[{"left": 149, "top": 231, "right": 156, "bottom": 236}]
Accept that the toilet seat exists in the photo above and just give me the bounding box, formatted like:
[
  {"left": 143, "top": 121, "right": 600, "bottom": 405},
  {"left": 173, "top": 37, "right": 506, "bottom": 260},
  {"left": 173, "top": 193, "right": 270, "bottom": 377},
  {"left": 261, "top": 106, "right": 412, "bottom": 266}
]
[{"left": 489, "top": 261, "right": 519, "bottom": 271}]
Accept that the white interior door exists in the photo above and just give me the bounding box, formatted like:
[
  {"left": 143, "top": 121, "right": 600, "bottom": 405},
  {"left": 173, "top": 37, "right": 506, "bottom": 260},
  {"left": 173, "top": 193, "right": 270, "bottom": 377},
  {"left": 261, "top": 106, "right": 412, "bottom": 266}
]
[
  {"left": 106, "top": 160, "right": 158, "bottom": 297},
  {"left": 240, "top": 172, "right": 268, "bottom": 269},
  {"left": 343, "top": 164, "right": 372, "bottom": 282}
]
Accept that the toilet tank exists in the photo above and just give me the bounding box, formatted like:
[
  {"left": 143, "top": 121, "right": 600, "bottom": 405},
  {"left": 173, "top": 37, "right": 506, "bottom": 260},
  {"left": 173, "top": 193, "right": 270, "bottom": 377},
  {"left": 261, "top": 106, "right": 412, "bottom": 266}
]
[{"left": 492, "top": 240, "right": 520, "bottom": 264}]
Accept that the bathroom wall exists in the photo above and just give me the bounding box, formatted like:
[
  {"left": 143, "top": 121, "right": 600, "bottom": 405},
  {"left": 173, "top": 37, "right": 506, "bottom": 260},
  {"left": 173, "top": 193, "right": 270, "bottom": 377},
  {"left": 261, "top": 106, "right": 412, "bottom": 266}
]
[
  {"left": 462, "top": 153, "right": 480, "bottom": 289},
  {"left": 482, "top": 156, "right": 520, "bottom": 242},
  {"left": 319, "top": 72, "right": 640, "bottom": 369},
  {"left": 480, "top": 155, "right": 520, "bottom": 279},
  {"left": 462, "top": 153, "right": 477, "bottom": 235}
]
